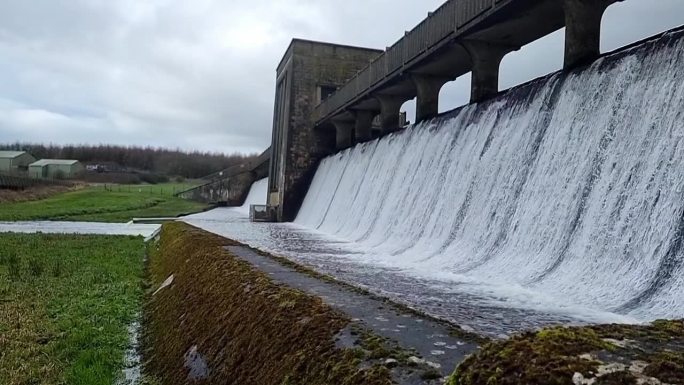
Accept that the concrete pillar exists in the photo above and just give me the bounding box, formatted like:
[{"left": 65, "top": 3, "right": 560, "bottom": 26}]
[
  {"left": 376, "top": 95, "right": 408, "bottom": 133},
  {"left": 563, "top": 0, "right": 615, "bottom": 69},
  {"left": 411, "top": 75, "right": 450, "bottom": 123},
  {"left": 332, "top": 119, "right": 354, "bottom": 150},
  {"left": 463, "top": 41, "right": 511, "bottom": 103},
  {"left": 354, "top": 110, "right": 376, "bottom": 143}
]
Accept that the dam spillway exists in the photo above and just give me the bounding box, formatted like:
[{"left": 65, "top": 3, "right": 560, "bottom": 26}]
[{"left": 186, "top": 27, "right": 684, "bottom": 337}]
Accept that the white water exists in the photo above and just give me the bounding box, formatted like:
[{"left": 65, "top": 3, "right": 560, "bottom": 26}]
[
  {"left": 187, "top": 30, "right": 684, "bottom": 335},
  {"left": 295, "top": 30, "right": 684, "bottom": 322},
  {"left": 233, "top": 178, "right": 268, "bottom": 215}
]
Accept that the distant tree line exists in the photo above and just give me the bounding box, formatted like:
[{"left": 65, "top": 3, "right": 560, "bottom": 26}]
[{"left": 0, "top": 143, "right": 258, "bottom": 179}]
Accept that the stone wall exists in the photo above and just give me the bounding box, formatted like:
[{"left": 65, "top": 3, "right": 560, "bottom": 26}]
[
  {"left": 178, "top": 148, "right": 270, "bottom": 206},
  {"left": 269, "top": 40, "right": 382, "bottom": 221},
  {"left": 177, "top": 171, "right": 257, "bottom": 206}
]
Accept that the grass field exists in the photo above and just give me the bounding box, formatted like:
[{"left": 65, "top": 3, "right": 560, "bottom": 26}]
[
  {"left": 0, "top": 183, "right": 208, "bottom": 222},
  {"left": 0, "top": 233, "right": 145, "bottom": 385}
]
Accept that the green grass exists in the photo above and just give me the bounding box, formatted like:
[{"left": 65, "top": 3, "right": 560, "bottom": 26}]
[
  {"left": 0, "top": 183, "right": 208, "bottom": 222},
  {"left": 0, "top": 233, "right": 145, "bottom": 385},
  {"left": 101, "top": 182, "right": 200, "bottom": 196}
]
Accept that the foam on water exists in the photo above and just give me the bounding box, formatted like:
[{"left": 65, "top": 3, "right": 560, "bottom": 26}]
[
  {"left": 295, "top": 29, "right": 684, "bottom": 321},
  {"left": 186, "top": 29, "right": 684, "bottom": 335}
]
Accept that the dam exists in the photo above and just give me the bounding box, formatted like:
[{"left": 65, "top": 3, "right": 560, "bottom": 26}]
[
  {"left": 184, "top": 2, "right": 684, "bottom": 337},
  {"left": 186, "top": 26, "right": 684, "bottom": 336}
]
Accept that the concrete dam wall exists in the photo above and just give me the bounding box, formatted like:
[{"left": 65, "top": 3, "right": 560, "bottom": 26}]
[
  {"left": 293, "top": 28, "right": 684, "bottom": 321},
  {"left": 178, "top": 148, "right": 270, "bottom": 206}
]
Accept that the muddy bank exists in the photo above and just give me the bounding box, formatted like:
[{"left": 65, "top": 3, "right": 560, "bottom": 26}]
[
  {"left": 448, "top": 320, "right": 684, "bottom": 385},
  {"left": 143, "top": 222, "right": 395, "bottom": 385}
]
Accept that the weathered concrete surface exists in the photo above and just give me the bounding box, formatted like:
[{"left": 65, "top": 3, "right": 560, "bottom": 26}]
[
  {"left": 267, "top": 0, "right": 626, "bottom": 223},
  {"left": 144, "top": 222, "right": 394, "bottom": 385},
  {"left": 178, "top": 148, "right": 270, "bottom": 205},
  {"left": 563, "top": 0, "right": 617, "bottom": 69},
  {"left": 268, "top": 40, "right": 383, "bottom": 222},
  {"left": 226, "top": 245, "right": 481, "bottom": 379},
  {"left": 314, "top": 0, "right": 625, "bottom": 129},
  {"left": 144, "top": 222, "right": 482, "bottom": 385}
]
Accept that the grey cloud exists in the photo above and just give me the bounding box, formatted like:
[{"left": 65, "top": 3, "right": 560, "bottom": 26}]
[{"left": 0, "top": 0, "right": 682, "bottom": 153}]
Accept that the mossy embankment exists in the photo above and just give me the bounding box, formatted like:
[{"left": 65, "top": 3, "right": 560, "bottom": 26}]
[
  {"left": 448, "top": 320, "right": 684, "bottom": 385},
  {"left": 143, "top": 222, "right": 394, "bottom": 385}
]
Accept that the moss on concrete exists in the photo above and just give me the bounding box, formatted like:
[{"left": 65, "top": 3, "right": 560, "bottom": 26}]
[
  {"left": 142, "top": 222, "right": 393, "bottom": 385},
  {"left": 447, "top": 320, "right": 684, "bottom": 385},
  {"left": 244, "top": 243, "right": 486, "bottom": 345}
]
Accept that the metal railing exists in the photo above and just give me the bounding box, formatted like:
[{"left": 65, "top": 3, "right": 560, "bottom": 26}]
[
  {"left": 201, "top": 147, "right": 271, "bottom": 182},
  {"left": 314, "top": 0, "right": 504, "bottom": 123}
]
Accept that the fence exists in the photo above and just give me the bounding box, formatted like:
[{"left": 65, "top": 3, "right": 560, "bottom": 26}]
[
  {"left": 0, "top": 172, "right": 73, "bottom": 190},
  {"left": 314, "top": 0, "right": 505, "bottom": 122},
  {"left": 101, "top": 184, "right": 193, "bottom": 197}
]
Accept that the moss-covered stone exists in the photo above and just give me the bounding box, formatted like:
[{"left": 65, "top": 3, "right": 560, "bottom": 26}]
[
  {"left": 447, "top": 321, "right": 684, "bottom": 385},
  {"left": 593, "top": 371, "right": 637, "bottom": 385},
  {"left": 643, "top": 350, "right": 684, "bottom": 384},
  {"left": 447, "top": 327, "right": 607, "bottom": 385}
]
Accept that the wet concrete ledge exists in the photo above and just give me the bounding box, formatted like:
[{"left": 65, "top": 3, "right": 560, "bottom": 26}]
[
  {"left": 143, "top": 222, "right": 476, "bottom": 385},
  {"left": 143, "top": 223, "right": 683, "bottom": 385},
  {"left": 225, "top": 245, "right": 480, "bottom": 375}
]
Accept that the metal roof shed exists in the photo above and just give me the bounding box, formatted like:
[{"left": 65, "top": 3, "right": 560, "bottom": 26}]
[
  {"left": 0, "top": 151, "right": 37, "bottom": 173},
  {"left": 28, "top": 159, "right": 84, "bottom": 179}
]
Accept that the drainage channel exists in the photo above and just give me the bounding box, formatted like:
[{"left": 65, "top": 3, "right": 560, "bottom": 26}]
[{"left": 225, "top": 245, "right": 480, "bottom": 384}]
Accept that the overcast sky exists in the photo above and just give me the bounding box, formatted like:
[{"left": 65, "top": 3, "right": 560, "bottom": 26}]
[{"left": 0, "top": 1, "right": 682, "bottom": 154}]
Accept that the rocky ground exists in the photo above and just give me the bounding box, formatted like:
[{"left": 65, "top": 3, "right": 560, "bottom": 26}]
[{"left": 449, "top": 321, "right": 684, "bottom": 385}]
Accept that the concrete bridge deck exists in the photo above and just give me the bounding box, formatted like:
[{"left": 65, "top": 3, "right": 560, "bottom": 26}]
[{"left": 314, "top": 0, "right": 620, "bottom": 142}]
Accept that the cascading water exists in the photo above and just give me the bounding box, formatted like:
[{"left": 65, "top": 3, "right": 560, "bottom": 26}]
[
  {"left": 233, "top": 178, "right": 268, "bottom": 215},
  {"left": 295, "top": 28, "right": 684, "bottom": 322},
  {"left": 186, "top": 28, "right": 684, "bottom": 336}
]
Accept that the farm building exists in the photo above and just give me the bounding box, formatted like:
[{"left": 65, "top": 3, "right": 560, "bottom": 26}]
[
  {"left": 29, "top": 159, "right": 84, "bottom": 179},
  {"left": 0, "top": 151, "right": 37, "bottom": 173}
]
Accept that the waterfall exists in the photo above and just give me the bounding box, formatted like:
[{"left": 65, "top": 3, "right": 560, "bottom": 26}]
[
  {"left": 294, "top": 29, "right": 684, "bottom": 320},
  {"left": 233, "top": 178, "right": 268, "bottom": 215}
]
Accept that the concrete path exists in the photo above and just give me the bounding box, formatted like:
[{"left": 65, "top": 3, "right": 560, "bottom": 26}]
[{"left": 226, "top": 245, "right": 481, "bottom": 384}]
